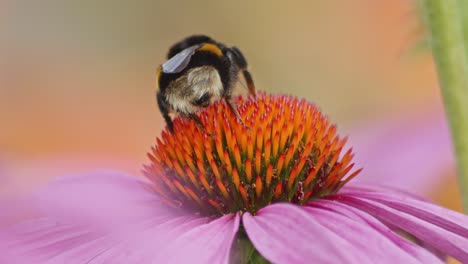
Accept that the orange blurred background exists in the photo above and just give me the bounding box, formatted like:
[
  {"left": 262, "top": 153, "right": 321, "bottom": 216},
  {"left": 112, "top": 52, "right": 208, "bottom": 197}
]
[{"left": 0, "top": 1, "right": 460, "bottom": 211}]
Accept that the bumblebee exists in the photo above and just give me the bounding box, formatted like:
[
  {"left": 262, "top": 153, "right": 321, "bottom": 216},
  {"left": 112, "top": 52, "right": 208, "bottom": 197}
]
[{"left": 156, "top": 35, "right": 256, "bottom": 132}]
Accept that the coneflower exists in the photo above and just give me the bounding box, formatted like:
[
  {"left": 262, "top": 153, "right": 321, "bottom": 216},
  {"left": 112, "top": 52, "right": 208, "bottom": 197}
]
[{"left": 1, "top": 93, "right": 467, "bottom": 263}]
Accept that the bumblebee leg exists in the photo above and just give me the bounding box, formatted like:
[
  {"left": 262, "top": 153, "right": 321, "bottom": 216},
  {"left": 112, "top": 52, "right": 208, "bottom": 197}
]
[
  {"left": 228, "top": 47, "right": 256, "bottom": 96},
  {"left": 157, "top": 92, "right": 174, "bottom": 133},
  {"left": 225, "top": 97, "right": 246, "bottom": 127},
  {"left": 187, "top": 113, "right": 205, "bottom": 132},
  {"left": 241, "top": 69, "right": 256, "bottom": 96},
  {"left": 185, "top": 113, "right": 216, "bottom": 136}
]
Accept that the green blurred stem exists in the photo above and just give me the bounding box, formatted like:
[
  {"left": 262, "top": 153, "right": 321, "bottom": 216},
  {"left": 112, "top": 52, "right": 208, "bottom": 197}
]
[
  {"left": 423, "top": 0, "right": 468, "bottom": 212},
  {"left": 233, "top": 226, "right": 269, "bottom": 264}
]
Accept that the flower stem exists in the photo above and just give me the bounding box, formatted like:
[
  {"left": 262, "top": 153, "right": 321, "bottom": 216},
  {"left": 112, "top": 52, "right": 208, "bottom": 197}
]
[
  {"left": 232, "top": 226, "right": 269, "bottom": 264},
  {"left": 423, "top": 0, "right": 468, "bottom": 212}
]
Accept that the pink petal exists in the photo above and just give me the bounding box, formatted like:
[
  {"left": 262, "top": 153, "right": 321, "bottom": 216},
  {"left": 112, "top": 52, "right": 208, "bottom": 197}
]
[
  {"left": 153, "top": 213, "right": 240, "bottom": 263},
  {"left": 0, "top": 154, "right": 141, "bottom": 197},
  {"left": 0, "top": 172, "right": 240, "bottom": 263},
  {"left": 2, "top": 214, "right": 239, "bottom": 263},
  {"left": 94, "top": 214, "right": 240, "bottom": 263},
  {"left": 340, "top": 184, "right": 430, "bottom": 202},
  {"left": 32, "top": 171, "right": 173, "bottom": 230},
  {"left": 349, "top": 111, "right": 454, "bottom": 194},
  {"left": 244, "top": 203, "right": 414, "bottom": 264},
  {"left": 333, "top": 187, "right": 468, "bottom": 263},
  {"left": 311, "top": 199, "right": 444, "bottom": 263},
  {"left": 340, "top": 184, "right": 467, "bottom": 229},
  {"left": 0, "top": 197, "right": 34, "bottom": 227}
]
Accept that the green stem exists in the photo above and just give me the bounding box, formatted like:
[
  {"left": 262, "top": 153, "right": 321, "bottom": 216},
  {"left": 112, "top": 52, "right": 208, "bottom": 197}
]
[
  {"left": 231, "top": 226, "right": 269, "bottom": 264},
  {"left": 423, "top": 0, "right": 468, "bottom": 212}
]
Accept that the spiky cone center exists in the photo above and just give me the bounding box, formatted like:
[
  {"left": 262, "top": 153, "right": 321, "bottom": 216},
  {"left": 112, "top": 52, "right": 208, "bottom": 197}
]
[{"left": 144, "top": 93, "right": 361, "bottom": 216}]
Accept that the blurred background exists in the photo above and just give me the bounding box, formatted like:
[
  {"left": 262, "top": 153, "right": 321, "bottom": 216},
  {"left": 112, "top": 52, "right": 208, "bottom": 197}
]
[{"left": 0, "top": 1, "right": 460, "bottom": 211}]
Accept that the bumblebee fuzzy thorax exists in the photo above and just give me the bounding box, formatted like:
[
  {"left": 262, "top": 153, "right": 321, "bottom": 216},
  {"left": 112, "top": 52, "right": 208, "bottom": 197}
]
[{"left": 165, "top": 66, "right": 223, "bottom": 115}]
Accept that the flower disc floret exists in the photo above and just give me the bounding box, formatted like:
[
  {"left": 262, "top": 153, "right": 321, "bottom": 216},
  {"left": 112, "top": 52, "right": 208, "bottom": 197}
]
[{"left": 144, "top": 93, "right": 361, "bottom": 216}]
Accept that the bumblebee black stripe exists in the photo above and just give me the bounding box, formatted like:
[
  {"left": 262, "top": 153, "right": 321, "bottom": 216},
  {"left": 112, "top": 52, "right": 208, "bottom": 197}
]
[
  {"left": 158, "top": 49, "right": 231, "bottom": 96},
  {"left": 167, "top": 35, "right": 217, "bottom": 59}
]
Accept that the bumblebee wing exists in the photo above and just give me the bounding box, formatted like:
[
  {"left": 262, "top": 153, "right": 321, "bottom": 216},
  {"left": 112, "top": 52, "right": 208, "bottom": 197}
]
[{"left": 162, "top": 45, "right": 199, "bottom": 74}]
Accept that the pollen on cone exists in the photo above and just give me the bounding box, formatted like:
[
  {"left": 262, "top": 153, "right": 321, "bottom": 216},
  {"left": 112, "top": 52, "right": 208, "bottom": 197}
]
[
  {"left": 239, "top": 184, "right": 249, "bottom": 209},
  {"left": 233, "top": 145, "right": 242, "bottom": 170},
  {"left": 216, "top": 179, "right": 229, "bottom": 200},
  {"left": 215, "top": 138, "right": 224, "bottom": 162},
  {"left": 264, "top": 139, "right": 271, "bottom": 163},
  {"left": 256, "top": 128, "right": 263, "bottom": 150},
  {"left": 185, "top": 187, "right": 203, "bottom": 206},
  {"left": 196, "top": 159, "right": 207, "bottom": 175},
  {"left": 274, "top": 183, "right": 283, "bottom": 199},
  {"left": 144, "top": 93, "right": 360, "bottom": 216},
  {"left": 232, "top": 168, "right": 240, "bottom": 190},
  {"left": 265, "top": 164, "right": 273, "bottom": 187},
  {"left": 185, "top": 166, "right": 199, "bottom": 189},
  {"left": 247, "top": 136, "right": 254, "bottom": 160},
  {"left": 276, "top": 154, "right": 285, "bottom": 174},
  {"left": 208, "top": 199, "right": 223, "bottom": 213},
  {"left": 198, "top": 172, "right": 212, "bottom": 195},
  {"left": 279, "top": 124, "right": 289, "bottom": 150},
  {"left": 287, "top": 167, "right": 299, "bottom": 190},
  {"left": 255, "top": 175, "right": 263, "bottom": 198},
  {"left": 272, "top": 132, "right": 280, "bottom": 157},
  {"left": 174, "top": 180, "right": 190, "bottom": 200},
  {"left": 210, "top": 159, "right": 222, "bottom": 181},
  {"left": 223, "top": 151, "right": 233, "bottom": 175},
  {"left": 172, "top": 161, "right": 186, "bottom": 181},
  {"left": 245, "top": 159, "right": 253, "bottom": 182},
  {"left": 284, "top": 144, "right": 296, "bottom": 165},
  {"left": 255, "top": 149, "right": 262, "bottom": 175}
]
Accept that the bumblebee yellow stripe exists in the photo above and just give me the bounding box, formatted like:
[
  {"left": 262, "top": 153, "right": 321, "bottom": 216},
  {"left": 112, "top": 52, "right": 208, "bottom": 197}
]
[{"left": 198, "top": 43, "right": 223, "bottom": 57}]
